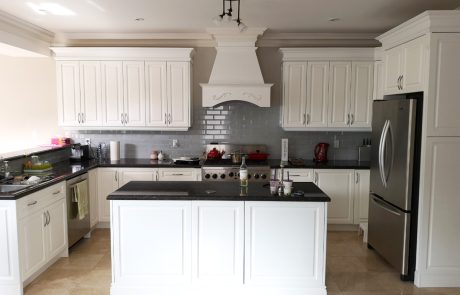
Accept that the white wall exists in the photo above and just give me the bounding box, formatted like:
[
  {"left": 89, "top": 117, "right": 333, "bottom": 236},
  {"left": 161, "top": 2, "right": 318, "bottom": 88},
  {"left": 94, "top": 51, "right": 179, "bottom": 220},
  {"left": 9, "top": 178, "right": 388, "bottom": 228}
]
[{"left": 0, "top": 56, "right": 61, "bottom": 155}]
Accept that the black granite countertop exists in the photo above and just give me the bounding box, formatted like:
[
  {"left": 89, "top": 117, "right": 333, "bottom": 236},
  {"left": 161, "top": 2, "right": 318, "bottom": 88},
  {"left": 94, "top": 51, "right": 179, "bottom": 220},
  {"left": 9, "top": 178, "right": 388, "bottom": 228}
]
[
  {"left": 108, "top": 181, "right": 331, "bottom": 202},
  {"left": 268, "top": 159, "right": 370, "bottom": 170}
]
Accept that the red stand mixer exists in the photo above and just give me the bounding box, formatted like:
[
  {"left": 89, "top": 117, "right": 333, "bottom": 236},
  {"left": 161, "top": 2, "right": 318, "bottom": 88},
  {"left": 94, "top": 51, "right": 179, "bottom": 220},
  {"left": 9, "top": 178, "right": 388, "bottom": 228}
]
[{"left": 314, "top": 143, "right": 329, "bottom": 163}]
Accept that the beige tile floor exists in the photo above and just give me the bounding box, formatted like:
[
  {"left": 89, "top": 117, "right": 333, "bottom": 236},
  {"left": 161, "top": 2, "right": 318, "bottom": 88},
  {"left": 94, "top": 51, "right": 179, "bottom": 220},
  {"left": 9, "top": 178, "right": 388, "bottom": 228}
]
[{"left": 24, "top": 229, "right": 460, "bottom": 295}]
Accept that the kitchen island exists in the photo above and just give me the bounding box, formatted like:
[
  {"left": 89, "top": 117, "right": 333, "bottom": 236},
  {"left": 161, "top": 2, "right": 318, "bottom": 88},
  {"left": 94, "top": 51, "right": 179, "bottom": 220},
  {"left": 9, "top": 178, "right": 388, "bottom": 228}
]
[{"left": 108, "top": 181, "right": 331, "bottom": 295}]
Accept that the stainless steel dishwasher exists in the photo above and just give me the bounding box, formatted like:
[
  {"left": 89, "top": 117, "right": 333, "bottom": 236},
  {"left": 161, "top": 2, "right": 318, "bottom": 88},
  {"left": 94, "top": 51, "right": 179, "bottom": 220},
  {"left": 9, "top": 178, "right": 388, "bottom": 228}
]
[{"left": 66, "top": 173, "right": 91, "bottom": 247}]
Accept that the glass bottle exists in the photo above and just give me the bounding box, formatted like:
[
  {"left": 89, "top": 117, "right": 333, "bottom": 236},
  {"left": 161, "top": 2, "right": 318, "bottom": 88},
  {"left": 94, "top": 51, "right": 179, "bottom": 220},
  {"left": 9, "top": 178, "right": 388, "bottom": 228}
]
[{"left": 239, "top": 156, "right": 248, "bottom": 187}]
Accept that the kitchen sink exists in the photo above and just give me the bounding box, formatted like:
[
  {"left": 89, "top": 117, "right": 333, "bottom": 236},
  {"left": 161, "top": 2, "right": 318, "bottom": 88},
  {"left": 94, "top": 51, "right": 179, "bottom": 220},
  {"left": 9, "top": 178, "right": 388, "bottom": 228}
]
[{"left": 0, "top": 184, "right": 31, "bottom": 193}]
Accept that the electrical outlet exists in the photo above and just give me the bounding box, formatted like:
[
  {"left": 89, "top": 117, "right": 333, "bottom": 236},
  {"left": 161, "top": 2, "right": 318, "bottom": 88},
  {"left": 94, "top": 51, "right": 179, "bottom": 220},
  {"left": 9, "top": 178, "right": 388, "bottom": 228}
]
[
  {"left": 85, "top": 138, "right": 91, "bottom": 146},
  {"left": 333, "top": 136, "right": 340, "bottom": 148},
  {"left": 172, "top": 139, "right": 178, "bottom": 148}
]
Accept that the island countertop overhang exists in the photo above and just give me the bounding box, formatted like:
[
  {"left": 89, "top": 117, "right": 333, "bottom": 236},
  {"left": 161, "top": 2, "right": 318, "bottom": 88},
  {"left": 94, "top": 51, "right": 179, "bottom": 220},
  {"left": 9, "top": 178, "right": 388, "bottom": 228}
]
[{"left": 108, "top": 181, "right": 331, "bottom": 202}]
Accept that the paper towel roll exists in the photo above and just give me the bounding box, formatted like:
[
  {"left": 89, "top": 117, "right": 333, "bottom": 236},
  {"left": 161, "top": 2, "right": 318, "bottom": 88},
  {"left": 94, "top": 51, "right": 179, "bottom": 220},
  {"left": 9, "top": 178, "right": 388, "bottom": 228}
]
[{"left": 110, "top": 141, "right": 120, "bottom": 161}]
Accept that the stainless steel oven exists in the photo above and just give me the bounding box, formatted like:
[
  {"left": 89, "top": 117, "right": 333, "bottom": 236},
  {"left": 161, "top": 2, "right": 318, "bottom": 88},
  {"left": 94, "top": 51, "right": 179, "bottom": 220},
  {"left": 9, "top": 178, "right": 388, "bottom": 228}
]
[{"left": 66, "top": 173, "right": 91, "bottom": 247}]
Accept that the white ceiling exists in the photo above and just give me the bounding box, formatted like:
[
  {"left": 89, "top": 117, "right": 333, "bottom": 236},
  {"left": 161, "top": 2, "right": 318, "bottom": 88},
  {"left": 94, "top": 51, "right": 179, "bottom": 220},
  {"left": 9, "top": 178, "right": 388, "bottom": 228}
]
[{"left": 0, "top": 0, "right": 459, "bottom": 36}]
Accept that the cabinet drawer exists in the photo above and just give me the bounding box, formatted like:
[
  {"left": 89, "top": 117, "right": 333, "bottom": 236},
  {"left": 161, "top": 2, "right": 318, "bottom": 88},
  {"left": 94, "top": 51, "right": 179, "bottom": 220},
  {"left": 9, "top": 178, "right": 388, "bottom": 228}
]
[
  {"left": 278, "top": 169, "right": 314, "bottom": 182},
  {"left": 17, "top": 182, "right": 65, "bottom": 219},
  {"left": 158, "top": 168, "right": 197, "bottom": 181}
]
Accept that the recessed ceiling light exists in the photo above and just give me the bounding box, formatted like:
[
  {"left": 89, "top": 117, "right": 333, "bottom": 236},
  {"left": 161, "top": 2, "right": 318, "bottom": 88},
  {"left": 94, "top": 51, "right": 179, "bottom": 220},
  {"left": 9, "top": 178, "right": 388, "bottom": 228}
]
[
  {"left": 328, "top": 17, "right": 340, "bottom": 22},
  {"left": 135, "top": 18, "right": 145, "bottom": 21},
  {"left": 27, "top": 2, "right": 75, "bottom": 16}
]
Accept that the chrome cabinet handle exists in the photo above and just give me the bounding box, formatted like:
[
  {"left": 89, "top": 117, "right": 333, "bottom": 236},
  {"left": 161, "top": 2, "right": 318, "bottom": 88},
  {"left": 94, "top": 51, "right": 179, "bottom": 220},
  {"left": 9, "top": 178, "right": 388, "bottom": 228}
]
[
  {"left": 168, "top": 113, "right": 172, "bottom": 125},
  {"left": 121, "top": 113, "right": 124, "bottom": 125},
  {"left": 44, "top": 212, "right": 47, "bottom": 227},
  {"left": 306, "top": 114, "right": 310, "bottom": 125},
  {"left": 81, "top": 113, "right": 85, "bottom": 124},
  {"left": 356, "top": 172, "right": 360, "bottom": 184},
  {"left": 400, "top": 75, "right": 404, "bottom": 90},
  {"left": 164, "top": 113, "right": 167, "bottom": 125},
  {"left": 28, "top": 201, "right": 38, "bottom": 206},
  {"left": 47, "top": 211, "right": 51, "bottom": 225},
  {"left": 350, "top": 114, "right": 355, "bottom": 125},
  {"left": 115, "top": 171, "right": 118, "bottom": 182},
  {"left": 171, "top": 173, "right": 184, "bottom": 176},
  {"left": 156, "top": 170, "right": 159, "bottom": 181},
  {"left": 346, "top": 114, "right": 350, "bottom": 126},
  {"left": 78, "top": 113, "right": 81, "bottom": 124},
  {"left": 52, "top": 190, "right": 61, "bottom": 195},
  {"left": 125, "top": 113, "right": 129, "bottom": 124},
  {"left": 302, "top": 114, "right": 306, "bottom": 125}
]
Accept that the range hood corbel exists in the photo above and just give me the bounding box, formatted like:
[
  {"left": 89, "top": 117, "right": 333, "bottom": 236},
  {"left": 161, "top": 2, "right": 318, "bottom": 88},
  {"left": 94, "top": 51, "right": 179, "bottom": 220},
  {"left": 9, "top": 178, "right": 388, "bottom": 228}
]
[{"left": 201, "top": 27, "right": 273, "bottom": 107}]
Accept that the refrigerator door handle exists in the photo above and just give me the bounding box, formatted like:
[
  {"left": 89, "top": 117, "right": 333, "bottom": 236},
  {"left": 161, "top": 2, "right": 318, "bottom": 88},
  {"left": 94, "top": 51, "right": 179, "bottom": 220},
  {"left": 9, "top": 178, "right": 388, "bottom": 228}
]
[
  {"left": 379, "top": 120, "right": 389, "bottom": 187},
  {"left": 371, "top": 196, "right": 401, "bottom": 216},
  {"left": 383, "top": 120, "right": 395, "bottom": 185}
]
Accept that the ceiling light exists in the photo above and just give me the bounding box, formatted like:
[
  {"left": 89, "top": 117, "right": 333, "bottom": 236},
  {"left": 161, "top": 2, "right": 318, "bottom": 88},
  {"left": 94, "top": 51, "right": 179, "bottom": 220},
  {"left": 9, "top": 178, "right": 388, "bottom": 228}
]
[
  {"left": 328, "top": 17, "right": 340, "bottom": 22},
  {"left": 213, "top": 0, "right": 246, "bottom": 30},
  {"left": 27, "top": 2, "right": 75, "bottom": 16},
  {"left": 135, "top": 18, "right": 144, "bottom": 21}
]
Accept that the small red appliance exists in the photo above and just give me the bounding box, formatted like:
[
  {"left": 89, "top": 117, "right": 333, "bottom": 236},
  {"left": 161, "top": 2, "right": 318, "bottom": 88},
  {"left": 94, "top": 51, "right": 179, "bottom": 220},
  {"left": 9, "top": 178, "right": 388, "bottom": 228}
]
[{"left": 314, "top": 143, "right": 329, "bottom": 163}]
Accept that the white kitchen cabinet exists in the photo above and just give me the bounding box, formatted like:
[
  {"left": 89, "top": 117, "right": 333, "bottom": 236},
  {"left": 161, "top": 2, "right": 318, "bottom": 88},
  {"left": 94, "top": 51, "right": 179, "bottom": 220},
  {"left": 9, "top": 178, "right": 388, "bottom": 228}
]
[
  {"left": 56, "top": 61, "right": 81, "bottom": 126},
  {"left": 18, "top": 182, "right": 67, "bottom": 281},
  {"left": 350, "top": 62, "right": 373, "bottom": 128},
  {"left": 314, "top": 169, "right": 355, "bottom": 224},
  {"left": 18, "top": 209, "right": 47, "bottom": 280},
  {"left": 383, "top": 36, "right": 426, "bottom": 95},
  {"left": 88, "top": 169, "right": 98, "bottom": 228},
  {"left": 427, "top": 34, "right": 460, "bottom": 136},
  {"left": 97, "top": 168, "right": 119, "bottom": 223},
  {"left": 244, "top": 201, "right": 326, "bottom": 288},
  {"left": 307, "top": 62, "right": 329, "bottom": 127},
  {"left": 168, "top": 62, "right": 191, "bottom": 128},
  {"left": 282, "top": 62, "right": 307, "bottom": 128},
  {"left": 146, "top": 61, "right": 168, "bottom": 127},
  {"left": 328, "top": 62, "right": 352, "bottom": 128},
  {"left": 119, "top": 168, "right": 155, "bottom": 186},
  {"left": 278, "top": 168, "right": 314, "bottom": 182},
  {"left": 192, "top": 201, "right": 244, "bottom": 285},
  {"left": 80, "top": 61, "right": 103, "bottom": 126},
  {"left": 373, "top": 60, "right": 384, "bottom": 100},
  {"left": 123, "top": 61, "right": 146, "bottom": 127},
  {"left": 354, "top": 170, "right": 370, "bottom": 224},
  {"left": 111, "top": 200, "right": 192, "bottom": 285},
  {"left": 101, "top": 61, "right": 124, "bottom": 127}
]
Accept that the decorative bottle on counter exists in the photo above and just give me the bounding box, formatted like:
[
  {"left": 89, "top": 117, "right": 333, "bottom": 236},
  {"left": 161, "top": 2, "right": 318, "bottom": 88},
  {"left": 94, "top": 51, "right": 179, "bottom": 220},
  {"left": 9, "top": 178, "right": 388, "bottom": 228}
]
[{"left": 240, "top": 156, "right": 248, "bottom": 187}]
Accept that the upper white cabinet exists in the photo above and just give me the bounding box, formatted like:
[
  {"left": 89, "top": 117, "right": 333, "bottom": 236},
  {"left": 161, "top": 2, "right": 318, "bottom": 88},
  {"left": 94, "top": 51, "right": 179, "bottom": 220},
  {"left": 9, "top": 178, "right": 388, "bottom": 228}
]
[
  {"left": 52, "top": 47, "right": 194, "bottom": 131},
  {"left": 280, "top": 48, "right": 374, "bottom": 131},
  {"left": 383, "top": 36, "right": 427, "bottom": 95}
]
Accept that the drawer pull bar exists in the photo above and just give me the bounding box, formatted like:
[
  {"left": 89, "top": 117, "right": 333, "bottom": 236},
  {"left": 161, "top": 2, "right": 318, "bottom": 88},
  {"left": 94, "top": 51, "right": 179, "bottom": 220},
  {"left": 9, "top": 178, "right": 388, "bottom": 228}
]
[
  {"left": 171, "top": 173, "right": 184, "bottom": 176},
  {"left": 27, "top": 201, "right": 38, "bottom": 206},
  {"left": 52, "top": 190, "right": 61, "bottom": 195}
]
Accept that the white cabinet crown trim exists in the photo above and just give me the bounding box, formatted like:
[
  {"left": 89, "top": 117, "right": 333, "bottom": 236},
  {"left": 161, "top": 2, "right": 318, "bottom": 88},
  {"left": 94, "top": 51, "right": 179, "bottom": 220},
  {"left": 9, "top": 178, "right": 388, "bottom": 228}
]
[{"left": 280, "top": 48, "right": 375, "bottom": 61}]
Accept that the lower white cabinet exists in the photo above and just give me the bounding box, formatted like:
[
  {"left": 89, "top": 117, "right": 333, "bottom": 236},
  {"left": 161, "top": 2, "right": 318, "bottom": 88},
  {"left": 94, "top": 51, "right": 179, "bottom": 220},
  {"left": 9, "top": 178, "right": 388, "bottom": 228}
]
[
  {"left": 244, "top": 202, "right": 326, "bottom": 288},
  {"left": 18, "top": 182, "right": 67, "bottom": 282},
  {"left": 314, "top": 169, "right": 355, "bottom": 224},
  {"left": 89, "top": 169, "right": 98, "bottom": 228},
  {"left": 119, "top": 168, "right": 155, "bottom": 186},
  {"left": 157, "top": 168, "right": 201, "bottom": 181},
  {"left": 192, "top": 201, "right": 244, "bottom": 284},
  {"left": 354, "top": 170, "right": 370, "bottom": 224},
  {"left": 278, "top": 168, "right": 314, "bottom": 182},
  {"left": 110, "top": 200, "right": 327, "bottom": 295},
  {"left": 97, "top": 168, "right": 120, "bottom": 223}
]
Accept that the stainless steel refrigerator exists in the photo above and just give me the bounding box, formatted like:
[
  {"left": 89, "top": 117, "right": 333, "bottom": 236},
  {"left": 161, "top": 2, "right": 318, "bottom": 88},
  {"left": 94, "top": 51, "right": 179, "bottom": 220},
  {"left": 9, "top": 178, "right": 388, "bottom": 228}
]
[{"left": 368, "top": 93, "right": 422, "bottom": 281}]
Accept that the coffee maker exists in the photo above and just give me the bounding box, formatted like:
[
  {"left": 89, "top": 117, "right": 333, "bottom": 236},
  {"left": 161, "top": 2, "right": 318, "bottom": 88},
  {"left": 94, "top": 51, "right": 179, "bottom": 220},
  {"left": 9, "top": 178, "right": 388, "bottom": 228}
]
[{"left": 70, "top": 144, "right": 92, "bottom": 162}]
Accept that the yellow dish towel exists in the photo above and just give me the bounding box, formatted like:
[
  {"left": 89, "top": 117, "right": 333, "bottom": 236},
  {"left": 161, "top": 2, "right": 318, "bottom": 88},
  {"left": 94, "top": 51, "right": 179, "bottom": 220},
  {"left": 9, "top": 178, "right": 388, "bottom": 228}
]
[{"left": 77, "top": 183, "right": 89, "bottom": 220}]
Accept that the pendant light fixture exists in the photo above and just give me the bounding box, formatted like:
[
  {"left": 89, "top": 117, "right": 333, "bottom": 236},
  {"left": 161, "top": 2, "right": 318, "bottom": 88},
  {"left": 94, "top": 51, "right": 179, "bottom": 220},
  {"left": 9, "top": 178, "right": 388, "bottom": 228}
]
[{"left": 213, "top": 0, "right": 247, "bottom": 32}]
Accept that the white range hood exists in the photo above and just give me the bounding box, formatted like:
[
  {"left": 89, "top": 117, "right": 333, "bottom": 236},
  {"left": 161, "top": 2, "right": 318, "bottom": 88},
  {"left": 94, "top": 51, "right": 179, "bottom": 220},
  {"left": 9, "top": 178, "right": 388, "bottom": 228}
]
[{"left": 201, "top": 28, "right": 273, "bottom": 107}]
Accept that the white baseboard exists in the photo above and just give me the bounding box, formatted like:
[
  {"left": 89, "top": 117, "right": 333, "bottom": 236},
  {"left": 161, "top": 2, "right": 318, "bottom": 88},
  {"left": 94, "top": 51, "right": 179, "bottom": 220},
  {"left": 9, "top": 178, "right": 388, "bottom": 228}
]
[
  {"left": 96, "top": 222, "right": 110, "bottom": 229},
  {"left": 415, "top": 270, "right": 460, "bottom": 287},
  {"left": 327, "top": 224, "right": 359, "bottom": 231}
]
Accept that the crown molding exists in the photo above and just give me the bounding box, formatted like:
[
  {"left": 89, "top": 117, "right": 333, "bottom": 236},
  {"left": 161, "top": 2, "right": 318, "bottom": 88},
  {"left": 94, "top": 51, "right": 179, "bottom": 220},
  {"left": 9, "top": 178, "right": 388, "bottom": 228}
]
[
  {"left": 258, "top": 32, "right": 380, "bottom": 47},
  {"left": 0, "top": 10, "right": 54, "bottom": 56}
]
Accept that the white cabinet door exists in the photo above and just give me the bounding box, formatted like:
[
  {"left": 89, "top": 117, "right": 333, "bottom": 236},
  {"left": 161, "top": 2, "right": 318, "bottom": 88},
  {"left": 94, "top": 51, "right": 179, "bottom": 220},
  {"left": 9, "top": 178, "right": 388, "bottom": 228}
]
[
  {"left": 306, "top": 62, "right": 329, "bottom": 128},
  {"left": 101, "top": 61, "right": 124, "bottom": 127},
  {"left": 401, "top": 36, "right": 425, "bottom": 93},
  {"left": 145, "top": 61, "right": 168, "bottom": 127},
  {"left": 350, "top": 62, "right": 373, "bottom": 128},
  {"left": 56, "top": 61, "right": 81, "bottom": 126},
  {"left": 427, "top": 34, "right": 460, "bottom": 136},
  {"left": 97, "top": 168, "right": 119, "bottom": 222},
  {"left": 383, "top": 46, "right": 403, "bottom": 95},
  {"left": 112, "top": 201, "right": 192, "bottom": 285},
  {"left": 373, "top": 60, "right": 384, "bottom": 100},
  {"left": 168, "top": 62, "right": 190, "bottom": 128},
  {"left": 354, "top": 170, "right": 370, "bottom": 224},
  {"left": 315, "top": 169, "right": 355, "bottom": 224},
  {"left": 119, "top": 168, "right": 155, "bottom": 186},
  {"left": 328, "top": 62, "right": 352, "bottom": 128},
  {"left": 192, "top": 202, "right": 244, "bottom": 285},
  {"left": 123, "top": 61, "right": 146, "bottom": 127},
  {"left": 157, "top": 168, "right": 198, "bottom": 181},
  {"left": 89, "top": 169, "right": 98, "bottom": 228},
  {"left": 244, "top": 202, "right": 326, "bottom": 287},
  {"left": 278, "top": 169, "right": 314, "bottom": 183},
  {"left": 80, "top": 61, "right": 102, "bottom": 126},
  {"left": 282, "top": 62, "right": 307, "bottom": 128},
  {"left": 19, "top": 210, "right": 47, "bottom": 280},
  {"left": 45, "top": 198, "right": 67, "bottom": 259}
]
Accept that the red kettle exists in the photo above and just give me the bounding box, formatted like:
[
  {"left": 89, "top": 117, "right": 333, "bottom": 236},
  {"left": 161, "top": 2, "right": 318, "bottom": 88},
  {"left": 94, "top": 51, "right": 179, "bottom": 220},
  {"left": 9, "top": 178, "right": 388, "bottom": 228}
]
[{"left": 314, "top": 143, "right": 329, "bottom": 163}]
